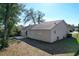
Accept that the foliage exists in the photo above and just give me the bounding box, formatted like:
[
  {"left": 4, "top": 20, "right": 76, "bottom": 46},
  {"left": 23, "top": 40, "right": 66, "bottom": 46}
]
[
  {"left": 0, "top": 28, "right": 4, "bottom": 37},
  {"left": 74, "top": 24, "right": 79, "bottom": 56},
  {"left": 0, "top": 39, "right": 9, "bottom": 50},
  {"left": 0, "top": 3, "right": 24, "bottom": 38},
  {"left": 0, "top": 3, "right": 24, "bottom": 49},
  {"left": 23, "top": 8, "right": 45, "bottom": 25},
  {"left": 36, "top": 11, "right": 45, "bottom": 24},
  {"left": 10, "top": 26, "right": 21, "bottom": 37},
  {"left": 73, "top": 33, "right": 79, "bottom": 56},
  {"left": 67, "top": 34, "right": 72, "bottom": 38},
  {"left": 74, "top": 49, "right": 79, "bottom": 56}
]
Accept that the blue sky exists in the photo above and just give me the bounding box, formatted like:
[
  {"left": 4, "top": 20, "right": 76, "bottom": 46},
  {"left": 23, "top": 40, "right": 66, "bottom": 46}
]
[{"left": 20, "top": 3, "right": 79, "bottom": 26}]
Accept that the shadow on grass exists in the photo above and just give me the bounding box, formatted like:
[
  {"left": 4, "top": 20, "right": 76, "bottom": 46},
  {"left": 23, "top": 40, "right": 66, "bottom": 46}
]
[{"left": 18, "top": 37, "right": 79, "bottom": 55}]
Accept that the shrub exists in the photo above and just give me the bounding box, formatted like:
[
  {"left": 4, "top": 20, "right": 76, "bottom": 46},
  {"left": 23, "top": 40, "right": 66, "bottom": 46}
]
[
  {"left": 74, "top": 49, "right": 79, "bottom": 56},
  {"left": 0, "top": 29, "right": 4, "bottom": 38},
  {"left": 0, "top": 39, "right": 9, "bottom": 50},
  {"left": 15, "top": 30, "right": 21, "bottom": 36},
  {"left": 9, "top": 27, "right": 21, "bottom": 37},
  {"left": 69, "top": 30, "right": 73, "bottom": 32},
  {"left": 67, "top": 34, "right": 72, "bottom": 37}
]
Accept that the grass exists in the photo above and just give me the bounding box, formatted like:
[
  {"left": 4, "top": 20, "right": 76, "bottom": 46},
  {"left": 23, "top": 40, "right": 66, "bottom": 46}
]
[
  {"left": 54, "top": 33, "right": 79, "bottom": 56},
  {"left": 8, "top": 39, "right": 21, "bottom": 44},
  {"left": 0, "top": 39, "right": 51, "bottom": 56},
  {"left": 0, "top": 33, "right": 79, "bottom": 56}
]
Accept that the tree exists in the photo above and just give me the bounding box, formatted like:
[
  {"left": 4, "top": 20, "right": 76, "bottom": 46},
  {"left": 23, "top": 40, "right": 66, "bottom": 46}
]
[
  {"left": 0, "top": 3, "right": 24, "bottom": 48},
  {"left": 24, "top": 8, "right": 36, "bottom": 24},
  {"left": 74, "top": 24, "right": 79, "bottom": 56},
  {"left": 36, "top": 11, "right": 45, "bottom": 24},
  {"left": 23, "top": 8, "right": 45, "bottom": 25}
]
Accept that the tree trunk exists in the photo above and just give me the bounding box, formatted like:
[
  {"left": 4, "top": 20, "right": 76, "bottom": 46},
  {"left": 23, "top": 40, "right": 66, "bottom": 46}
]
[
  {"left": 33, "top": 18, "right": 36, "bottom": 25},
  {"left": 3, "top": 4, "right": 9, "bottom": 40},
  {"left": 31, "top": 16, "right": 36, "bottom": 25}
]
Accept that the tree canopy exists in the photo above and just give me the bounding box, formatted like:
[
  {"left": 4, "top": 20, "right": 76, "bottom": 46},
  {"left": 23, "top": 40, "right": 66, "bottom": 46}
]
[
  {"left": 23, "top": 8, "right": 45, "bottom": 25},
  {"left": 0, "top": 3, "right": 25, "bottom": 48}
]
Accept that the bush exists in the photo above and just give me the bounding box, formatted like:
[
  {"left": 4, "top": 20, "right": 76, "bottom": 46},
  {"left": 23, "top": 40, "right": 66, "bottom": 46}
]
[
  {"left": 15, "top": 30, "right": 21, "bottom": 36},
  {"left": 0, "top": 39, "right": 9, "bottom": 50},
  {"left": 9, "top": 28, "right": 21, "bottom": 37},
  {"left": 0, "top": 29, "right": 4, "bottom": 38},
  {"left": 67, "top": 34, "right": 72, "bottom": 37},
  {"left": 74, "top": 49, "right": 79, "bottom": 56},
  {"left": 69, "top": 30, "right": 73, "bottom": 32}
]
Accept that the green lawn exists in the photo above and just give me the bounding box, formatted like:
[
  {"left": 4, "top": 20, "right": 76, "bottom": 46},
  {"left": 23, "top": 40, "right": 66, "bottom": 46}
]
[{"left": 54, "top": 33, "right": 79, "bottom": 56}]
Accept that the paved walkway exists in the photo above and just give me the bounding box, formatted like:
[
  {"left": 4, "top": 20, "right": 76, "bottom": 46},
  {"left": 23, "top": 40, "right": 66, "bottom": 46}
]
[{"left": 14, "top": 36, "right": 25, "bottom": 39}]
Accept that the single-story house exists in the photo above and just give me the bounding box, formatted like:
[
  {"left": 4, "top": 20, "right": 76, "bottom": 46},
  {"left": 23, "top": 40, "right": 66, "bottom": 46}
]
[
  {"left": 26, "top": 20, "right": 68, "bottom": 43},
  {"left": 21, "top": 25, "right": 33, "bottom": 37}
]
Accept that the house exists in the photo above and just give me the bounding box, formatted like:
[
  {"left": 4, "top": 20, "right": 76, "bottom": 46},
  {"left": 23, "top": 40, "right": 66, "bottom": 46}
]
[
  {"left": 27, "top": 20, "right": 68, "bottom": 43},
  {"left": 67, "top": 24, "right": 75, "bottom": 33},
  {"left": 21, "top": 25, "right": 34, "bottom": 38},
  {"left": 74, "top": 26, "right": 78, "bottom": 31}
]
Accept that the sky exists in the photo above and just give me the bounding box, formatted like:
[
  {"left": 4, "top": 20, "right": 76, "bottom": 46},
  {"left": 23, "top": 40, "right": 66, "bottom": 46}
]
[{"left": 20, "top": 3, "right": 79, "bottom": 26}]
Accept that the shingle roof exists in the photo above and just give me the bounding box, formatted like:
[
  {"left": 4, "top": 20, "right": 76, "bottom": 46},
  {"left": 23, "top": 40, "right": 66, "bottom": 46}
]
[{"left": 31, "top": 20, "right": 64, "bottom": 30}]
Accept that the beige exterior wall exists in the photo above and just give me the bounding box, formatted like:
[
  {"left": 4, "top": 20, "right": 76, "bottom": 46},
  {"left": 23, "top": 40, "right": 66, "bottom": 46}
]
[
  {"left": 27, "top": 21, "right": 68, "bottom": 43},
  {"left": 27, "top": 30, "right": 51, "bottom": 42},
  {"left": 50, "top": 21, "right": 68, "bottom": 42}
]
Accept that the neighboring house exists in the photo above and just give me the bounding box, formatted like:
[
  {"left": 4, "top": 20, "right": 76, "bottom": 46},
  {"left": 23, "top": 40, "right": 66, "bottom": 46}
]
[
  {"left": 74, "top": 27, "right": 78, "bottom": 31},
  {"left": 27, "top": 20, "right": 68, "bottom": 43},
  {"left": 67, "top": 24, "right": 75, "bottom": 33}
]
